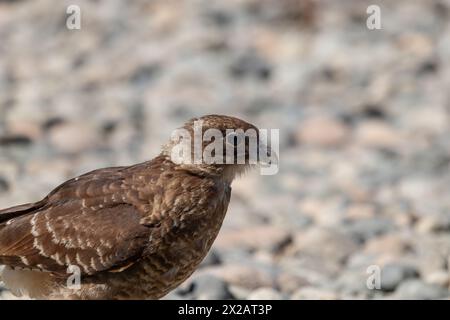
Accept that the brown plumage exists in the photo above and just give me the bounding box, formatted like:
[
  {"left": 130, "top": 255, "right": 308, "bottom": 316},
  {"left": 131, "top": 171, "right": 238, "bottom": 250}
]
[{"left": 0, "top": 115, "right": 264, "bottom": 299}]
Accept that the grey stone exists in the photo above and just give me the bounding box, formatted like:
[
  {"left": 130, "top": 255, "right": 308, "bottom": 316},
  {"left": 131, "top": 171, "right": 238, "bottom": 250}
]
[
  {"left": 291, "top": 287, "right": 338, "bottom": 300},
  {"left": 0, "top": 177, "right": 9, "bottom": 193},
  {"left": 199, "top": 249, "right": 222, "bottom": 268},
  {"left": 247, "top": 287, "right": 285, "bottom": 300},
  {"left": 380, "top": 264, "right": 420, "bottom": 292},
  {"left": 229, "top": 53, "right": 272, "bottom": 81},
  {"left": 192, "top": 275, "right": 233, "bottom": 300},
  {"left": 393, "top": 280, "right": 449, "bottom": 300},
  {"left": 344, "top": 218, "right": 394, "bottom": 243},
  {"left": 333, "top": 271, "right": 372, "bottom": 297}
]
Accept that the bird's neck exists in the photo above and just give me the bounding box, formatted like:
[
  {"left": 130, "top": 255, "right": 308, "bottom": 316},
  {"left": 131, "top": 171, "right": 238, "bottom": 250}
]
[{"left": 160, "top": 153, "right": 247, "bottom": 185}]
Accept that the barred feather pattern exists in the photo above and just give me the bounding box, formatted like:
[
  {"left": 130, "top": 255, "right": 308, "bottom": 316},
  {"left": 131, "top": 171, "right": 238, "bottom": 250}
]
[{"left": 0, "top": 114, "right": 256, "bottom": 299}]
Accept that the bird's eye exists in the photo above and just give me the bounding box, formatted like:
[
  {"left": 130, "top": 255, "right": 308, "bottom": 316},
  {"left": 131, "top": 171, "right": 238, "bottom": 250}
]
[{"left": 225, "top": 132, "right": 244, "bottom": 146}]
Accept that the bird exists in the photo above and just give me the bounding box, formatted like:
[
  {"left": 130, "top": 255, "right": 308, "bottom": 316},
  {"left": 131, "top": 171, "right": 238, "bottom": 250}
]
[{"left": 0, "top": 114, "right": 271, "bottom": 299}]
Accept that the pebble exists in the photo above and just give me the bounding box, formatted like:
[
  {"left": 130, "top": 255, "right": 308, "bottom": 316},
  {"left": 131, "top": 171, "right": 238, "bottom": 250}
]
[
  {"left": 276, "top": 272, "right": 310, "bottom": 295},
  {"left": 424, "top": 271, "right": 449, "bottom": 288},
  {"left": 192, "top": 275, "right": 233, "bottom": 300},
  {"left": 344, "top": 218, "right": 394, "bottom": 243},
  {"left": 334, "top": 270, "right": 373, "bottom": 297},
  {"left": 354, "top": 121, "right": 402, "bottom": 149},
  {"left": 291, "top": 227, "right": 359, "bottom": 262},
  {"left": 364, "top": 234, "right": 411, "bottom": 256},
  {"left": 291, "top": 287, "right": 338, "bottom": 300},
  {"left": 247, "top": 287, "right": 284, "bottom": 300},
  {"left": 48, "top": 122, "right": 99, "bottom": 154},
  {"left": 215, "top": 226, "right": 292, "bottom": 253},
  {"left": 198, "top": 265, "right": 274, "bottom": 290},
  {"left": 7, "top": 120, "right": 42, "bottom": 141},
  {"left": 199, "top": 250, "right": 222, "bottom": 268},
  {"left": 380, "top": 264, "right": 420, "bottom": 292},
  {"left": 296, "top": 116, "right": 350, "bottom": 147},
  {"left": 0, "top": 177, "right": 9, "bottom": 193},
  {"left": 393, "top": 280, "right": 449, "bottom": 300},
  {"left": 229, "top": 53, "right": 272, "bottom": 81},
  {"left": 415, "top": 214, "right": 450, "bottom": 233}
]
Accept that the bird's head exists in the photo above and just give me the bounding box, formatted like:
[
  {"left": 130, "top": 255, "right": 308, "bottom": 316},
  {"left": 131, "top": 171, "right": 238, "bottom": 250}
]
[{"left": 163, "top": 114, "right": 277, "bottom": 183}]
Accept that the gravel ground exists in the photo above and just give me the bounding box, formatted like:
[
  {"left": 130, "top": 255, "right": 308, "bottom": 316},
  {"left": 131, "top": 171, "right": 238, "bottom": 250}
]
[{"left": 1, "top": 0, "right": 450, "bottom": 299}]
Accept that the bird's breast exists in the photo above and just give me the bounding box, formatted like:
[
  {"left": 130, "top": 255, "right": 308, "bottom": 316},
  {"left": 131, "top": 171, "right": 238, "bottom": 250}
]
[{"left": 134, "top": 184, "right": 231, "bottom": 298}]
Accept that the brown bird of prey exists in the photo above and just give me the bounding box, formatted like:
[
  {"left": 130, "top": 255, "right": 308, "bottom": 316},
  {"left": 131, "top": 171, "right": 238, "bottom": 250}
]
[{"left": 0, "top": 115, "right": 272, "bottom": 299}]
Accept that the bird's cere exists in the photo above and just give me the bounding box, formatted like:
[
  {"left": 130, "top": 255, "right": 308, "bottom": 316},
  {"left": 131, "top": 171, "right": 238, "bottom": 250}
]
[{"left": 169, "top": 119, "right": 279, "bottom": 175}]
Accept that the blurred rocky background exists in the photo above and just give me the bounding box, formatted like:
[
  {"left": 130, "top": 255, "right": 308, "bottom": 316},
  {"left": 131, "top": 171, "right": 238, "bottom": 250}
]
[{"left": 1, "top": 0, "right": 450, "bottom": 300}]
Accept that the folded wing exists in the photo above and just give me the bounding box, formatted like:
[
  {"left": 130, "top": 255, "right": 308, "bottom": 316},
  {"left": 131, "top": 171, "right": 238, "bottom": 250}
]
[{"left": 0, "top": 166, "right": 152, "bottom": 276}]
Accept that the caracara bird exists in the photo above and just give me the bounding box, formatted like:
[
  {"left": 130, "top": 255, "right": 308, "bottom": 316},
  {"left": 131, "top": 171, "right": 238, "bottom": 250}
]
[{"left": 0, "top": 115, "right": 273, "bottom": 299}]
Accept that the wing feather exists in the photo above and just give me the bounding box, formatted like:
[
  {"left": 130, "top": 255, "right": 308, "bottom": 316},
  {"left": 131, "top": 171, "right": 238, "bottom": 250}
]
[{"left": 0, "top": 165, "right": 153, "bottom": 276}]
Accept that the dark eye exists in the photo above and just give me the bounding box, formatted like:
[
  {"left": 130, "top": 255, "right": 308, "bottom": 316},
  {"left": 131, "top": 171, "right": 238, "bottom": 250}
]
[{"left": 225, "top": 132, "right": 244, "bottom": 146}]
